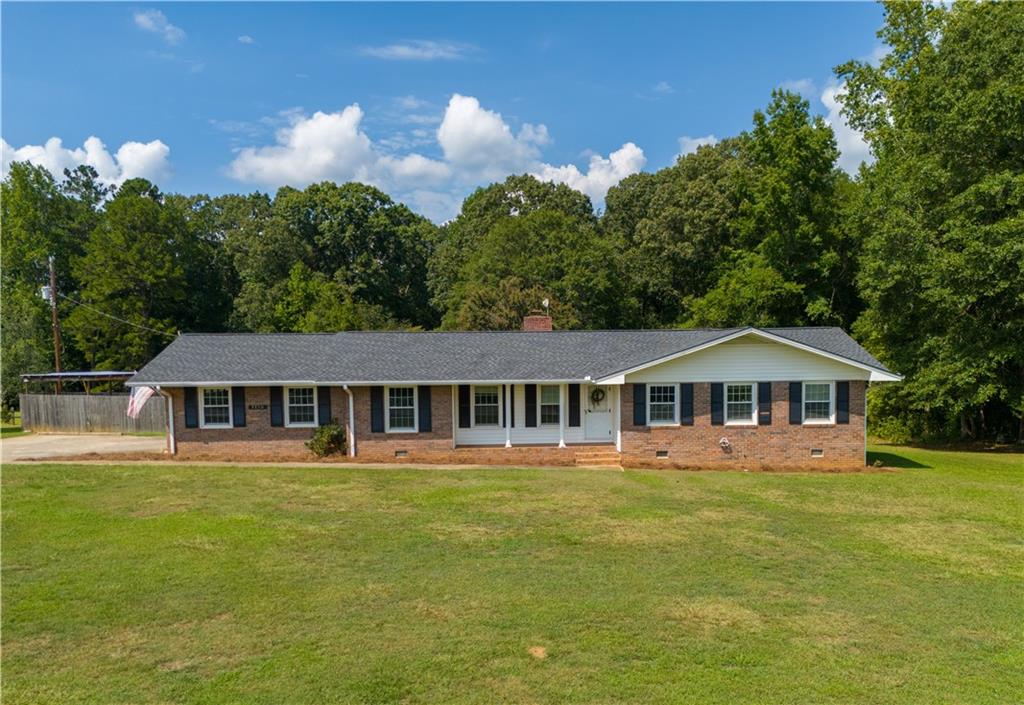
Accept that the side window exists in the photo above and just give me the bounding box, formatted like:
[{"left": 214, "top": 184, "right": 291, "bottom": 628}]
[
  {"left": 387, "top": 386, "right": 417, "bottom": 431},
  {"left": 200, "top": 387, "right": 231, "bottom": 428},
  {"left": 648, "top": 385, "right": 677, "bottom": 425},
  {"left": 539, "top": 385, "right": 560, "bottom": 425},
  {"left": 286, "top": 387, "right": 316, "bottom": 427}
]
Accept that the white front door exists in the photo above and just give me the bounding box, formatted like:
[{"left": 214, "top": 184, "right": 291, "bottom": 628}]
[{"left": 585, "top": 385, "right": 614, "bottom": 441}]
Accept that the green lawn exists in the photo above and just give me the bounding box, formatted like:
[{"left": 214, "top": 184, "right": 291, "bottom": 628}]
[
  {"left": 3, "top": 446, "right": 1021, "bottom": 704},
  {"left": 1, "top": 411, "right": 26, "bottom": 438}
]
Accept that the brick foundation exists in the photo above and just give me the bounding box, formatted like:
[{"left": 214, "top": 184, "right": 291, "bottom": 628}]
[{"left": 619, "top": 381, "right": 866, "bottom": 470}]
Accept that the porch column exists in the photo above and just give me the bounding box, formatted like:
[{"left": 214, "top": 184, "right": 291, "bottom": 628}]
[
  {"left": 558, "top": 383, "right": 567, "bottom": 448},
  {"left": 504, "top": 384, "right": 512, "bottom": 448}
]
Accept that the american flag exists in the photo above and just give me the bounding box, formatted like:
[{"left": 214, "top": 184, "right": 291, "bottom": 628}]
[{"left": 126, "top": 386, "right": 156, "bottom": 419}]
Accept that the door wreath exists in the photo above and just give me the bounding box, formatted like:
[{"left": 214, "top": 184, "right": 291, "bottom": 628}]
[{"left": 590, "top": 387, "right": 606, "bottom": 404}]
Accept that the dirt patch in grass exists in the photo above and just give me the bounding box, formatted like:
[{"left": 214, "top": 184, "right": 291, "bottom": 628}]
[
  {"left": 665, "top": 598, "right": 764, "bottom": 633},
  {"left": 528, "top": 646, "right": 548, "bottom": 659}
]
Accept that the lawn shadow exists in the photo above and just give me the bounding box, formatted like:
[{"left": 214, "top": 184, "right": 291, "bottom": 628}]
[{"left": 867, "top": 450, "right": 930, "bottom": 469}]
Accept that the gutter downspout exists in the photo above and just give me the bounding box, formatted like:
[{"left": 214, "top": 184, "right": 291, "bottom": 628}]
[
  {"left": 343, "top": 385, "right": 356, "bottom": 458},
  {"left": 156, "top": 386, "right": 176, "bottom": 455}
]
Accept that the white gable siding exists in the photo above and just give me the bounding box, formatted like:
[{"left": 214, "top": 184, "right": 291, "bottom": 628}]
[{"left": 624, "top": 335, "right": 871, "bottom": 383}]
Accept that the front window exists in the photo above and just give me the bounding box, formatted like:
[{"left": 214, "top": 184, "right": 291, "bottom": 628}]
[
  {"left": 201, "top": 387, "right": 231, "bottom": 427},
  {"left": 540, "top": 385, "right": 560, "bottom": 425},
  {"left": 286, "top": 387, "right": 316, "bottom": 427},
  {"left": 473, "top": 385, "right": 500, "bottom": 426},
  {"left": 803, "top": 382, "right": 833, "bottom": 423},
  {"left": 726, "top": 383, "right": 755, "bottom": 425},
  {"left": 648, "top": 385, "right": 677, "bottom": 425},
  {"left": 387, "top": 386, "right": 416, "bottom": 432}
]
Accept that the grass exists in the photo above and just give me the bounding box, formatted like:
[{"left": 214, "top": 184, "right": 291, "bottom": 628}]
[
  {"left": 3, "top": 445, "right": 1021, "bottom": 704},
  {"left": 1, "top": 411, "right": 27, "bottom": 438}
]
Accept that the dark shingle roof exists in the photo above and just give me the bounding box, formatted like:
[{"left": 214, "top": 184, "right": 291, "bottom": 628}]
[{"left": 129, "top": 327, "right": 895, "bottom": 386}]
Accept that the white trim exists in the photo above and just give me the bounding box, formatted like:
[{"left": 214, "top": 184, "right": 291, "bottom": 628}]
[
  {"left": 157, "top": 386, "right": 176, "bottom": 454},
  {"left": 558, "top": 383, "right": 566, "bottom": 448},
  {"left": 470, "top": 384, "right": 502, "bottom": 428},
  {"left": 284, "top": 385, "right": 318, "bottom": 428},
  {"left": 504, "top": 384, "right": 512, "bottom": 448},
  {"left": 646, "top": 383, "right": 679, "bottom": 426},
  {"left": 724, "top": 382, "right": 757, "bottom": 426},
  {"left": 129, "top": 377, "right": 592, "bottom": 387},
  {"left": 343, "top": 385, "right": 356, "bottom": 457},
  {"left": 801, "top": 380, "right": 836, "bottom": 425},
  {"left": 594, "top": 327, "right": 903, "bottom": 383},
  {"left": 199, "top": 386, "right": 232, "bottom": 429},
  {"left": 383, "top": 384, "right": 418, "bottom": 433}
]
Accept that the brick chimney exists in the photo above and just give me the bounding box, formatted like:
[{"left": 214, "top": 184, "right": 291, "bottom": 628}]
[{"left": 522, "top": 315, "right": 553, "bottom": 332}]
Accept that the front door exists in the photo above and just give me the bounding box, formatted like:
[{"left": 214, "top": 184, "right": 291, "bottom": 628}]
[{"left": 585, "top": 385, "right": 614, "bottom": 441}]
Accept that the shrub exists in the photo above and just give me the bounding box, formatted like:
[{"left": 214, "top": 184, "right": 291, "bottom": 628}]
[{"left": 306, "top": 422, "right": 347, "bottom": 458}]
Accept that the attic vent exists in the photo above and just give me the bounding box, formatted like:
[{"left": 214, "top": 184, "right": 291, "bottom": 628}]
[{"left": 810, "top": 448, "right": 824, "bottom": 458}]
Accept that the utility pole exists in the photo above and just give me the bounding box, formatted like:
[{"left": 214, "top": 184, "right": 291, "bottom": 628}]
[{"left": 48, "top": 255, "right": 63, "bottom": 394}]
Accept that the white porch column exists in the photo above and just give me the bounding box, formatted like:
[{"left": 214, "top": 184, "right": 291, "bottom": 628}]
[
  {"left": 614, "top": 385, "right": 622, "bottom": 452},
  {"left": 504, "top": 384, "right": 512, "bottom": 448},
  {"left": 558, "top": 383, "right": 567, "bottom": 448},
  {"left": 451, "top": 385, "right": 457, "bottom": 449}
]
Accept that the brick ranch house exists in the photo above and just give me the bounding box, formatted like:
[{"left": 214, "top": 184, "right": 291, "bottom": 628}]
[{"left": 128, "top": 318, "right": 901, "bottom": 469}]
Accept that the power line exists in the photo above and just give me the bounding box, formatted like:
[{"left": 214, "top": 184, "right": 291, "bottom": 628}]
[{"left": 56, "top": 292, "right": 178, "bottom": 338}]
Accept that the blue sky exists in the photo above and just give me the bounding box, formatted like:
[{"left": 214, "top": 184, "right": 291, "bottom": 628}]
[{"left": 2, "top": 2, "right": 884, "bottom": 220}]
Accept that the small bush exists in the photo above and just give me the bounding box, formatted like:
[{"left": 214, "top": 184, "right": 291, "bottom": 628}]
[{"left": 306, "top": 422, "right": 347, "bottom": 458}]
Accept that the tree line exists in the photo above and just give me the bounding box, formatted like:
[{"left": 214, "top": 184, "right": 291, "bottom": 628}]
[{"left": 2, "top": 1, "right": 1021, "bottom": 441}]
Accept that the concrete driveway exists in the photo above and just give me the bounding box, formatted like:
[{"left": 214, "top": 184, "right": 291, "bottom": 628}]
[{"left": 1, "top": 433, "right": 166, "bottom": 463}]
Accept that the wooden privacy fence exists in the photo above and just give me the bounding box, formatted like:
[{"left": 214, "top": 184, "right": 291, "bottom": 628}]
[{"left": 19, "top": 393, "right": 167, "bottom": 434}]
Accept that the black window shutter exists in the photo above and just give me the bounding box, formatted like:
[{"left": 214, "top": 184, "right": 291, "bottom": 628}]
[
  {"left": 318, "top": 386, "right": 332, "bottom": 426},
  {"left": 458, "top": 384, "right": 471, "bottom": 429},
  {"left": 758, "top": 382, "right": 772, "bottom": 426},
  {"left": 232, "top": 387, "right": 246, "bottom": 427},
  {"left": 633, "top": 383, "right": 646, "bottom": 426},
  {"left": 789, "top": 382, "right": 803, "bottom": 424},
  {"left": 418, "top": 385, "right": 432, "bottom": 432},
  {"left": 568, "top": 384, "right": 581, "bottom": 427},
  {"left": 370, "top": 386, "right": 384, "bottom": 433},
  {"left": 184, "top": 387, "right": 198, "bottom": 428},
  {"left": 525, "top": 384, "right": 537, "bottom": 427},
  {"left": 270, "top": 386, "right": 284, "bottom": 427},
  {"left": 680, "top": 383, "right": 694, "bottom": 425},
  {"left": 836, "top": 381, "right": 850, "bottom": 424},
  {"left": 501, "top": 385, "right": 507, "bottom": 428},
  {"left": 710, "top": 383, "right": 724, "bottom": 425}
]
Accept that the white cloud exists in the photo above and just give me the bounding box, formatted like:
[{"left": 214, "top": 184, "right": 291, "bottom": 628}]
[
  {"left": 780, "top": 78, "right": 815, "bottom": 97},
  {"left": 821, "top": 83, "right": 873, "bottom": 174},
  {"left": 678, "top": 134, "right": 718, "bottom": 156},
  {"left": 359, "top": 40, "right": 475, "bottom": 61},
  {"left": 1, "top": 136, "right": 171, "bottom": 185},
  {"left": 133, "top": 9, "right": 185, "bottom": 45},
  {"left": 534, "top": 143, "right": 646, "bottom": 204},
  {"left": 653, "top": 81, "right": 675, "bottom": 94},
  {"left": 226, "top": 95, "right": 647, "bottom": 220},
  {"left": 227, "top": 105, "right": 449, "bottom": 191},
  {"left": 238, "top": 35, "right": 255, "bottom": 45},
  {"left": 436, "top": 94, "right": 549, "bottom": 179}
]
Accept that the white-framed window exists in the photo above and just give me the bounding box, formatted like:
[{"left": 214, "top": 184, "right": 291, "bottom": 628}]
[
  {"left": 725, "top": 383, "right": 756, "bottom": 425},
  {"left": 285, "top": 386, "right": 317, "bottom": 427},
  {"left": 386, "top": 385, "right": 417, "bottom": 432},
  {"left": 539, "top": 385, "right": 560, "bottom": 425},
  {"left": 473, "top": 385, "right": 500, "bottom": 426},
  {"left": 648, "top": 384, "right": 677, "bottom": 425},
  {"left": 200, "top": 387, "right": 232, "bottom": 428},
  {"left": 803, "top": 381, "right": 835, "bottom": 424}
]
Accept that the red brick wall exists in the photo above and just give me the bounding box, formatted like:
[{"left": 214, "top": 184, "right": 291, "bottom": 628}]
[
  {"left": 169, "top": 385, "right": 589, "bottom": 466},
  {"left": 619, "top": 381, "right": 866, "bottom": 470},
  {"left": 169, "top": 386, "right": 350, "bottom": 460}
]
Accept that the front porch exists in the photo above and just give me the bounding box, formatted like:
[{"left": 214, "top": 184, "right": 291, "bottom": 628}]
[{"left": 450, "top": 383, "right": 620, "bottom": 450}]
